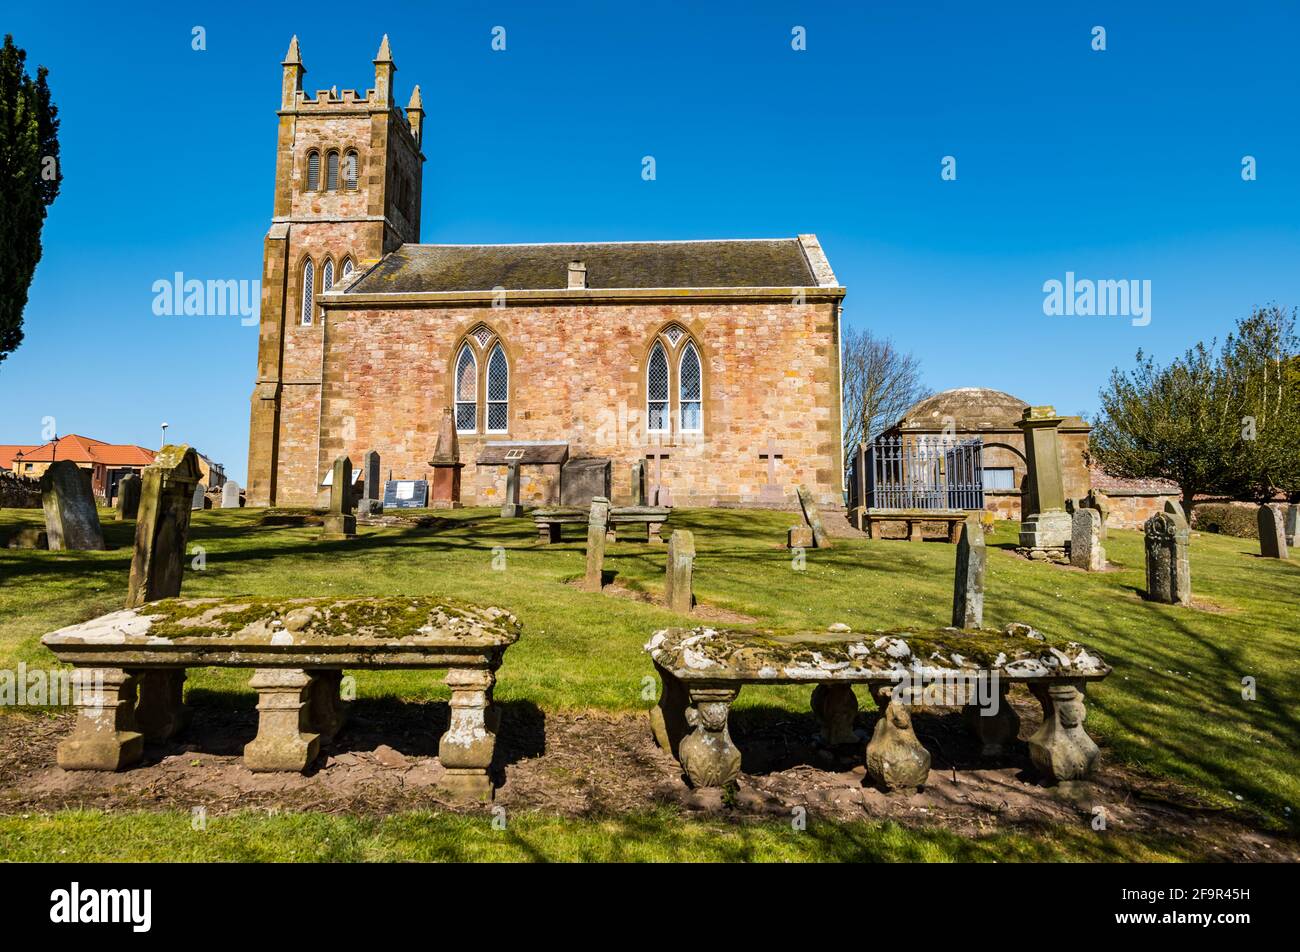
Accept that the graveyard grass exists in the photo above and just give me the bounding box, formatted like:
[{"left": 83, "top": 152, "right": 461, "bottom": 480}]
[{"left": 1, "top": 506, "right": 1297, "bottom": 861}]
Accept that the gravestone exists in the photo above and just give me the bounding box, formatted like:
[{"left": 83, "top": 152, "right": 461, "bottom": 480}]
[
  {"left": 646, "top": 450, "right": 672, "bottom": 507},
  {"left": 583, "top": 496, "right": 610, "bottom": 591},
  {"left": 1164, "top": 499, "right": 1187, "bottom": 523},
  {"left": 562, "top": 457, "right": 611, "bottom": 506},
  {"left": 796, "top": 484, "right": 832, "bottom": 549},
  {"left": 500, "top": 460, "right": 523, "bottom": 517},
  {"left": 127, "top": 445, "right": 203, "bottom": 607},
  {"left": 383, "top": 479, "right": 429, "bottom": 509},
  {"left": 191, "top": 481, "right": 207, "bottom": 510},
  {"left": 1071, "top": 508, "right": 1105, "bottom": 571},
  {"left": 321, "top": 457, "right": 357, "bottom": 540},
  {"left": 428, "top": 409, "right": 464, "bottom": 508},
  {"left": 664, "top": 529, "right": 696, "bottom": 614},
  {"left": 1257, "top": 504, "right": 1288, "bottom": 559},
  {"left": 951, "top": 515, "right": 985, "bottom": 628},
  {"left": 6, "top": 527, "right": 47, "bottom": 549},
  {"left": 115, "top": 473, "right": 141, "bottom": 521},
  {"left": 630, "top": 461, "right": 646, "bottom": 507},
  {"left": 758, "top": 440, "right": 785, "bottom": 505},
  {"left": 1286, "top": 504, "right": 1298, "bottom": 548},
  {"left": 40, "top": 460, "right": 105, "bottom": 551},
  {"left": 1144, "top": 510, "right": 1191, "bottom": 606},
  {"left": 221, "top": 480, "right": 242, "bottom": 508},
  {"left": 360, "top": 451, "right": 383, "bottom": 514},
  {"left": 1085, "top": 491, "right": 1111, "bottom": 540},
  {"left": 1016, "top": 407, "right": 1070, "bottom": 560},
  {"left": 788, "top": 525, "right": 813, "bottom": 549}
]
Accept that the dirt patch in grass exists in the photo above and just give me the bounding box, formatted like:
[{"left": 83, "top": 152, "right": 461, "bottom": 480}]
[{"left": 0, "top": 697, "right": 1291, "bottom": 861}]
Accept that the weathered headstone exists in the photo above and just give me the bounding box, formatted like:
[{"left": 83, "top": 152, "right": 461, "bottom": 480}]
[
  {"left": 1085, "top": 491, "right": 1111, "bottom": 539},
  {"left": 951, "top": 515, "right": 985, "bottom": 628},
  {"left": 191, "top": 481, "right": 207, "bottom": 511},
  {"left": 115, "top": 473, "right": 141, "bottom": 521},
  {"left": 664, "top": 529, "right": 696, "bottom": 613},
  {"left": 321, "top": 456, "right": 357, "bottom": 540},
  {"left": 583, "top": 496, "right": 610, "bottom": 591},
  {"left": 796, "top": 484, "right": 832, "bottom": 549},
  {"left": 630, "top": 461, "right": 646, "bottom": 507},
  {"left": 221, "top": 480, "right": 242, "bottom": 508},
  {"left": 500, "top": 460, "right": 523, "bottom": 518},
  {"left": 1144, "top": 510, "right": 1191, "bottom": 606},
  {"left": 1286, "top": 504, "right": 1299, "bottom": 548},
  {"left": 127, "top": 445, "right": 203, "bottom": 607},
  {"left": 40, "top": 460, "right": 105, "bottom": 551},
  {"left": 1164, "top": 498, "right": 1187, "bottom": 523},
  {"left": 1071, "top": 508, "right": 1106, "bottom": 571},
  {"left": 6, "top": 527, "right": 47, "bottom": 549},
  {"left": 1016, "top": 407, "right": 1070, "bottom": 560},
  {"left": 360, "top": 450, "right": 382, "bottom": 514},
  {"left": 562, "top": 457, "right": 611, "bottom": 507},
  {"left": 428, "top": 409, "right": 464, "bottom": 508},
  {"left": 788, "top": 525, "right": 813, "bottom": 549},
  {"left": 1257, "top": 504, "right": 1288, "bottom": 559}
]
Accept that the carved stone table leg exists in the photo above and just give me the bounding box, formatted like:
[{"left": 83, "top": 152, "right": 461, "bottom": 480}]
[
  {"left": 438, "top": 668, "right": 498, "bottom": 800},
  {"left": 678, "top": 686, "right": 741, "bottom": 788},
  {"left": 964, "top": 681, "right": 1019, "bottom": 757},
  {"left": 1027, "top": 681, "right": 1099, "bottom": 782},
  {"left": 811, "top": 683, "right": 859, "bottom": 746},
  {"left": 244, "top": 669, "right": 320, "bottom": 772},
  {"left": 648, "top": 522, "right": 663, "bottom": 544},
  {"left": 865, "top": 696, "right": 931, "bottom": 792},
  {"left": 57, "top": 668, "right": 143, "bottom": 771},
  {"left": 134, "top": 668, "right": 190, "bottom": 742},
  {"left": 306, "top": 669, "right": 348, "bottom": 745},
  {"left": 649, "top": 664, "right": 690, "bottom": 756},
  {"left": 538, "top": 522, "right": 560, "bottom": 544}
]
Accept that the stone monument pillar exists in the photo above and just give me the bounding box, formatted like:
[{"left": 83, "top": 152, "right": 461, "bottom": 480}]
[
  {"left": 951, "top": 515, "right": 985, "bottom": 628},
  {"left": 360, "top": 450, "right": 383, "bottom": 515},
  {"left": 322, "top": 456, "right": 357, "bottom": 540},
  {"left": 500, "top": 460, "right": 523, "bottom": 517},
  {"left": 665, "top": 529, "right": 696, "bottom": 614},
  {"left": 428, "top": 409, "right": 464, "bottom": 508},
  {"left": 1016, "top": 406, "right": 1071, "bottom": 561},
  {"left": 127, "top": 445, "right": 203, "bottom": 607}
]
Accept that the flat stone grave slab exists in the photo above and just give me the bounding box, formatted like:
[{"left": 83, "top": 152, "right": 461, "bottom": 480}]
[
  {"left": 646, "top": 623, "right": 1109, "bottom": 792},
  {"left": 533, "top": 505, "right": 669, "bottom": 543}
]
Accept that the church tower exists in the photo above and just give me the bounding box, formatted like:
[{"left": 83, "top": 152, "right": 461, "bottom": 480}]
[{"left": 247, "top": 36, "right": 425, "bottom": 505}]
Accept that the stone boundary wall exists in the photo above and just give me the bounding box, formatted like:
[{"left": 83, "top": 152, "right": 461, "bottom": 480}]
[
  {"left": 1102, "top": 489, "right": 1180, "bottom": 530},
  {"left": 0, "top": 471, "right": 42, "bottom": 508}
]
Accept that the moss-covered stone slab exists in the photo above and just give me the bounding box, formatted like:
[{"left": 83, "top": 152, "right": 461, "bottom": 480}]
[{"left": 645, "top": 622, "right": 1108, "bottom": 684}]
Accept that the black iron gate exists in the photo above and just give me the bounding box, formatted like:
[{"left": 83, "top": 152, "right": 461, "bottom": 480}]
[{"left": 851, "top": 436, "right": 985, "bottom": 511}]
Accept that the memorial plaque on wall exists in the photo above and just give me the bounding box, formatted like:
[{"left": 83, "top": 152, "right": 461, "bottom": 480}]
[{"left": 383, "top": 479, "right": 429, "bottom": 509}]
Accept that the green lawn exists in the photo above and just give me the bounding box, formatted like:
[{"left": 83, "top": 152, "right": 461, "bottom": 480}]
[{"left": 1, "top": 505, "right": 1297, "bottom": 859}]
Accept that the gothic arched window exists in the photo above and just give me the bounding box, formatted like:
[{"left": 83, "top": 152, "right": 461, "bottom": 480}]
[
  {"left": 326, "top": 150, "right": 340, "bottom": 191},
  {"left": 300, "top": 258, "right": 314, "bottom": 326},
  {"left": 679, "top": 340, "right": 702, "bottom": 432},
  {"left": 645, "top": 324, "right": 703, "bottom": 436},
  {"left": 452, "top": 325, "right": 511, "bottom": 435},
  {"left": 344, "top": 151, "right": 359, "bottom": 191},
  {"left": 647, "top": 342, "right": 669, "bottom": 433},
  {"left": 320, "top": 259, "right": 334, "bottom": 321},
  {"left": 454, "top": 345, "right": 477, "bottom": 432},
  {"left": 306, "top": 150, "right": 320, "bottom": 191},
  {"left": 341, "top": 258, "right": 355, "bottom": 281},
  {"left": 486, "top": 344, "right": 509, "bottom": 433}
]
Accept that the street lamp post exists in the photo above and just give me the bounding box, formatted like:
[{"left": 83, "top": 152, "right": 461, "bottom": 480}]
[{"left": 161, "top": 423, "right": 169, "bottom": 448}]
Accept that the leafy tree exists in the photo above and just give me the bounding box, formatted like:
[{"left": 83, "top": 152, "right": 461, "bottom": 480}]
[
  {"left": 1091, "top": 342, "right": 1238, "bottom": 514},
  {"left": 0, "top": 34, "right": 61, "bottom": 367}
]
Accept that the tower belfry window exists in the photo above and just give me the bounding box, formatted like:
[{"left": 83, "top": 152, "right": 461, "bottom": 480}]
[
  {"left": 306, "top": 150, "right": 320, "bottom": 191},
  {"left": 326, "top": 151, "right": 340, "bottom": 191},
  {"left": 344, "top": 151, "right": 359, "bottom": 190}
]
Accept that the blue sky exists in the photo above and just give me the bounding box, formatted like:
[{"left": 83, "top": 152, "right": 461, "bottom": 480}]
[{"left": 3, "top": 1, "right": 1297, "bottom": 483}]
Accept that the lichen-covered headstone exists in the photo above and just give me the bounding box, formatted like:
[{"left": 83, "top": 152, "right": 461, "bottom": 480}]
[
  {"left": 1257, "top": 504, "right": 1288, "bottom": 559},
  {"left": 1071, "top": 507, "right": 1105, "bottom": 571},
  {"left": 127, "top": 445, "right": 202, "bottom": 607},
  {"left": 664, "top": 529, "right": 695, "bottom": 614},
  {"left": 1086, "top": 491, "right": 1111, "bottom": 540},
  {"left": 1286, "top": 504, "right": 1298, "bottom": 548},
  {"left": 115, "top": 473, "right": 141, "bottom": 522},
  {"left": 797, "top": 484, "right": 832, "bottom": 549},
  {"left": 1144, "top": 510, "right": 1190, "bottom": 606},
  {"left": 951, "top": 515, "right": 985, "bottom": 628},
  {"left": 321, "top": 456, "right": 356, "bottom": 540},
  {"left": 221, "top": 480, "right": 242, "bottom": 508},
  {"left": 40, "top": 460, "right": 105, "bottom": 551},
  {"left": 583, "top": 496, "right": 610, "bottom": 591},
  {"left": 1164, "top": 498, "right": 1187, "bottom": 523}
]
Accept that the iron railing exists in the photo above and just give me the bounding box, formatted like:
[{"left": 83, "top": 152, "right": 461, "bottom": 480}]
[{"left": 850, "top": 436, "right": 985, "bottom": 511}]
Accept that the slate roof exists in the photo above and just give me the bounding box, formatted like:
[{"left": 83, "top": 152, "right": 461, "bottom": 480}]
[{"left": 347, "top": 240, "right": 818, "bottom": 294}]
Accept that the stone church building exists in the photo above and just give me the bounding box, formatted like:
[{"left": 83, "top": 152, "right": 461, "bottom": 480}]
[{"left": 247, "top": 38, "right": 846, "bottom": 509}]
